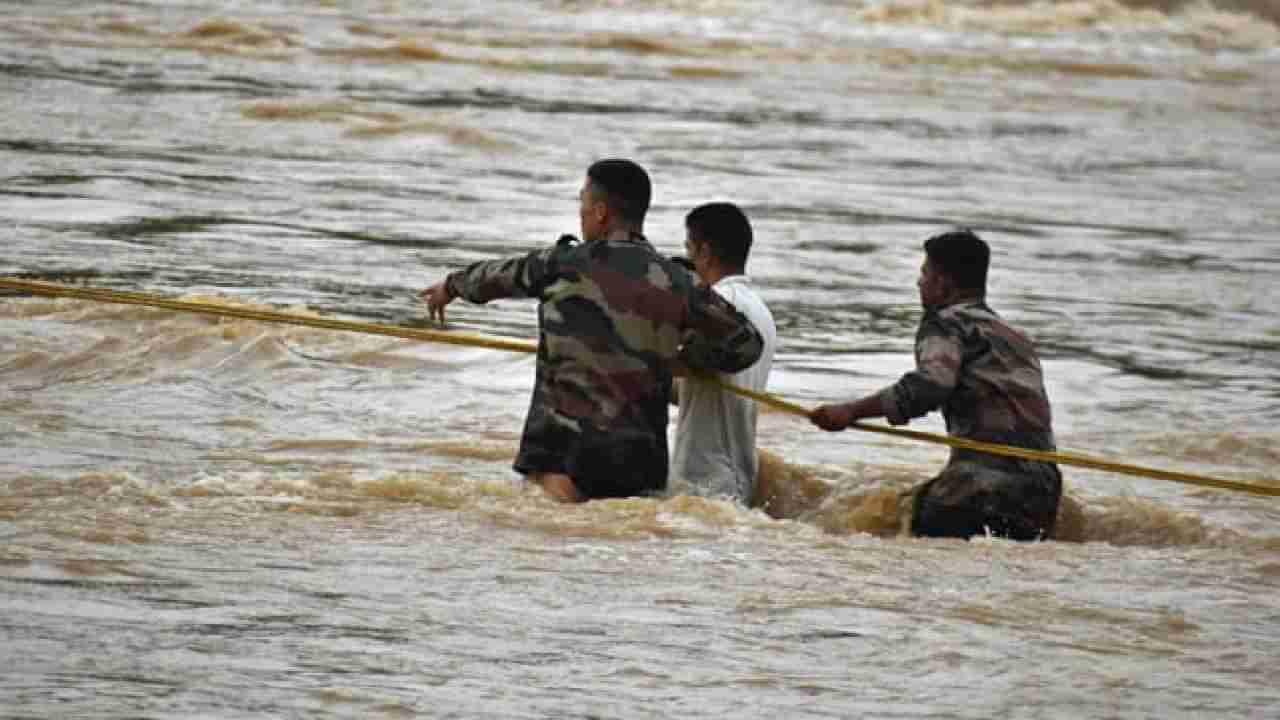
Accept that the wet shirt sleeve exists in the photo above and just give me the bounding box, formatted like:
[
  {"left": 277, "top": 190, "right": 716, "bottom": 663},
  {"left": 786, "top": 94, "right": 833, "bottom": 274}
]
[{"left": 878, "top": 311, "right": 962, "bottom": 425}]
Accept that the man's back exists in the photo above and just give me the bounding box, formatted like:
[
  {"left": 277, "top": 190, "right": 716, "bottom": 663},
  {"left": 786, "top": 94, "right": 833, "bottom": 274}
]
[
  {"left": 670, "top": 275, "right": 777, "bottom": 502},
  {"left": 541, "top": 232, "right": 697, "bottom": 432},
  {"left": 918, "top": 300, "right": 1055, "bottom": 453}
]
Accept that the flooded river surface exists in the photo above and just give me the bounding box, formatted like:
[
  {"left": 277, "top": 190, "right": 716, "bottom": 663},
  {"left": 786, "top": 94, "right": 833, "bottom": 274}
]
[{"left": 2, "top": 0, "right": 1279, "bottom": 717}]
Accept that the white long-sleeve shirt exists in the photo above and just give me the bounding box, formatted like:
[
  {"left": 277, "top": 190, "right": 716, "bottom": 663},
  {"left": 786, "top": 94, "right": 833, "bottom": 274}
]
[{"left": 669, "top": 275, "right": 777, "bottom": 503}]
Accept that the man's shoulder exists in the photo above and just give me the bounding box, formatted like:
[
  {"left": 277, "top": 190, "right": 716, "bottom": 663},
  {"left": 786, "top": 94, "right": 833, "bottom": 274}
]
[
  {"left": 596, "top": 238, "right": 695, "bottom": 288},
  {"left": 935, "top": 300, "right": 991, "bottom": 320},
  {"left": 546, "top": 236, "right": 697, "bottom": 316},
  {"left": 931, "top": 301, "right": 1039, "bottom": 352},
  {"left": 929, "top": 301, "right": 1001, "bottom": 331},
  {"left": 713, "top": 277, "right": 775, "bottom": 333}
]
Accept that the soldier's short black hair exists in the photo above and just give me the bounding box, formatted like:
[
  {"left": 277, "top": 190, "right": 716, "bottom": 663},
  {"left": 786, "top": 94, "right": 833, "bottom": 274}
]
[
  {"left": 587, "top": 159, "right": 651, "bottom": 224},
  {"left": 685, "top": 202, "right": 753, "bottom": 271},
  {"left": 924, "top": 229, "right": 989, "bottom": 292}
]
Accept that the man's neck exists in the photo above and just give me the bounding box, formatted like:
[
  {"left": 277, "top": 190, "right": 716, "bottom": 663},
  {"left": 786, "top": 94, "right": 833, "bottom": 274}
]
[
  {"left": 935, "top": 291, "right": 984, "bottom": 309},
  {"left": 589, "top": 223, "right": 642, "bottom": 243},
  {"left": 702, "top": 265, "right": 744, "bottom": 286}
]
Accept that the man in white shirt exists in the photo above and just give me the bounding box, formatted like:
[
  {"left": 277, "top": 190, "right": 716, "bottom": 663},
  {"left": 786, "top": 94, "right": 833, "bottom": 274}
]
[{"left": 670, "top": 203, "right": 778, "bottom": 504}]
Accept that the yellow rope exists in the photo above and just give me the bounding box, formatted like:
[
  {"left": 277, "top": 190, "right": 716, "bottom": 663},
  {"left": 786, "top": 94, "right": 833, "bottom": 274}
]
[
  {"left": 0, "top": 277, "right": 537, "bottom": 353},
  {"left": 3, "top": 277, "right": 1275, "bottom": 498}
]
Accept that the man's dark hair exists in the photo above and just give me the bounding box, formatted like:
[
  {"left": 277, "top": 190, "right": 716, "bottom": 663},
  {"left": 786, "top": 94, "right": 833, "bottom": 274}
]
[
  {"left": 587, "top": 159, "right": 651, "bottom": 225},
  {"left": 923, "top": 228, "right": 989, "bottom": 292},
  {"left": 685, "top": 202, "right": 753, "bottom": 271}
]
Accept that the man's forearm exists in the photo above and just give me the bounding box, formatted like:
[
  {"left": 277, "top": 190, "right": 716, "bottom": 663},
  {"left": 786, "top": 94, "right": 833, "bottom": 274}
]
[{"left": 842, "top": 394, "right": 886, "bottom": 423}]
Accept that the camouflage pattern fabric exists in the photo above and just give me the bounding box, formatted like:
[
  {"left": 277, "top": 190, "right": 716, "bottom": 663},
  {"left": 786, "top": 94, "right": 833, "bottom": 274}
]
[
  {"left": 445, "top": 229, "right": 764, "bottom": 498},
  {"left": 877, "top": 300, "right": 1062, "bottom": 539}
]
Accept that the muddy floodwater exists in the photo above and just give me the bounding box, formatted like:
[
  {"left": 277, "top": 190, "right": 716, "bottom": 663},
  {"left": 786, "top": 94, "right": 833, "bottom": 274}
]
[{"left": 2, "top": 1, "right": 1279, "bottom": 717}]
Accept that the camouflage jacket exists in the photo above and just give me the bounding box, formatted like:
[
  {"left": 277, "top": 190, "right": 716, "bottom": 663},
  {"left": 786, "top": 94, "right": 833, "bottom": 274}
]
[
  {"left": 445, "top": 229, "right": 765, "bottom": 492},
  {"left": 877, "top": 299, "right": 1059, "bottom": 471}
]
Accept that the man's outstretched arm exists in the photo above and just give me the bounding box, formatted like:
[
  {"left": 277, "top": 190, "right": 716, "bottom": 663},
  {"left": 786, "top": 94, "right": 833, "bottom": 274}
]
[{"left": 420, "top": 241, "right": 567, "bottom": 325}]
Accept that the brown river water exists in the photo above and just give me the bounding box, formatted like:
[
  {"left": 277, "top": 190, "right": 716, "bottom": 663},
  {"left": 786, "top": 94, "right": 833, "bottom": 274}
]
[{"left": 2, "top": 0, "right": 1279, "bottom": 717}]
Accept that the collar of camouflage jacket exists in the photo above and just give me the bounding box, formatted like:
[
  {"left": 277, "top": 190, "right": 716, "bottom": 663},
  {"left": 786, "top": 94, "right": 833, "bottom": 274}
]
[{"left": 594, "top": 227, "right": 648, "bottom": 246}]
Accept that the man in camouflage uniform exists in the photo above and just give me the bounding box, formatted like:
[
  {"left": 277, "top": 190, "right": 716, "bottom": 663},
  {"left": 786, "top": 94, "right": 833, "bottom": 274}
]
[
  {"left": 421, "top": 159, "right": 764, "bottom": 503},
  {"left": 810, "top": 229, "right": 1061, "bottom": 540}
]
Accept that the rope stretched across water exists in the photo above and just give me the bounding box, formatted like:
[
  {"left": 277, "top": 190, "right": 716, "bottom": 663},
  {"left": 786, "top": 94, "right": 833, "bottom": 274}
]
[{"left": 3, "top": 276, "right": 1275, "bottom": 498}]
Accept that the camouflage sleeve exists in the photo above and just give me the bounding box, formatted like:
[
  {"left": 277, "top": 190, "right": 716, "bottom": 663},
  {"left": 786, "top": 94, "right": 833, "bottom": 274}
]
[
  {"left": 677, "top": 285, "right": 764, "bottom": 374},
  {"left": 879, "top": 312, "right": 961, "bottom": 425},
  {"left": 445, "top": 236, "right": 574, "bottom": 304}
]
